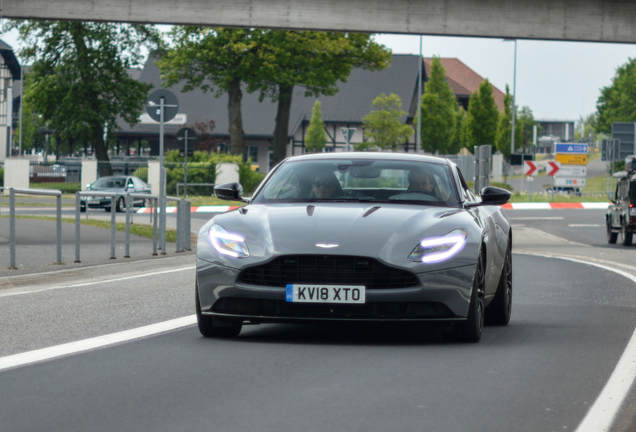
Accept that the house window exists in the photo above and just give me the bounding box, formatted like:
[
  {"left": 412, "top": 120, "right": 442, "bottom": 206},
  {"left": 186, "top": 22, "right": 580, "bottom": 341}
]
[{"left": 245, "top": 145, "right": 258, "bottom": 163}]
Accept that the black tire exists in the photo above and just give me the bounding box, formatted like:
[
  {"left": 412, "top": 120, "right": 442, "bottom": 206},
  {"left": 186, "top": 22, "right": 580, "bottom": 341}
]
[
  {"left": 80, "top": 205, "right": 86, "bottom": 213},
  {"left": 451, "top": 249, "right": 485, "bottom": 343},
  {"left": 485, "top": 239, "right": 512, "bottom": 326},
  {"left": 607, "top": 219, "right": 618, "bottom": 244},
  {"left": 105, "top": 206, "right": 111, "bottom": 213},
  {"left": 196, "top": 287, "right": 242, "bottom": 338},
  {"left": 115, "top": 197, "right": 125, "bottom": 213},
  {"left": 621, "top": 219, "right": 633, "bottom": 246}
]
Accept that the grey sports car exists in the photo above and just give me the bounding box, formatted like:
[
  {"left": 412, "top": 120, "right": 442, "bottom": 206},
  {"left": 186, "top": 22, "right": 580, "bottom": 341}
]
[{"left": 196, "top": 153, "right": 512, "bottom": 342}]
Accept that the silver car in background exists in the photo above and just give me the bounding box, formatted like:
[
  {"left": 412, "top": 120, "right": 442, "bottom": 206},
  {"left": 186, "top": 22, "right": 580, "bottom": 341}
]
[{"left": 196, "top": 153, "right": 512, "bottom": 342}]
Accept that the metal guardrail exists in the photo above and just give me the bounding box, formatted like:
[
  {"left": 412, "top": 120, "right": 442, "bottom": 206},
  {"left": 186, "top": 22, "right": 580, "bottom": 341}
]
[
  {"left": 176, "top": 182, "right": 215, "bottom": 198},
  {"left": 1, "top": 187, "right": 63, "bottom": 269},
  {"left": 74, "top": 191, "right": 190, "bottom": 262}
]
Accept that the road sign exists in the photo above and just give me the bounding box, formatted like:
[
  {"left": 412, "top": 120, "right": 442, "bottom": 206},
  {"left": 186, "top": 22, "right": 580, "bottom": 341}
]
[
  {"left": 553, "top": 177, "right": 586, "bottom": 187},
  {"left": 554, "top": 165, "right": 587, "bottom": 177},
  {"left": 555, "top": 143, "right": 588, "bottom": 154},
  {"left": 341, "top": 127, "right": 356, "bottom": 151},
  {"left": 147, "top": 89, "right": 179, "bottom": 122},
  {"left": 524, "top": 161, "right": 538, "bottom": 176},
  {"left": 139, "top": 113, "right": 187, "bottom": 125},
  {"left": 547, "top": 161, "right": 560, "bottom": 176},
  {"left": 555, "top": 154, "right": 587, "bottom": 165}
]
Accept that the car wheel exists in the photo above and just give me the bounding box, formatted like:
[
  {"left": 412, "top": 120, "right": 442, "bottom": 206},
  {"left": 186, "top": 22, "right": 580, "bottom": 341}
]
[
  {"left": 485, "top": 239, "right": 512, "bottom": 326},
  {"left": 196, "top": 286, "right": 242, "bottom": 338},
  {"left": 116, "top": 197, "right": 125, "bottom": 212},
  {"left": 621, "top": 219, "right": 633, "bottom": 246},
  {"left": 607, "top": 219, "right": 618, "bottom": 244},
  {"left": 450, "top": 249, "right": 485, "bottom": 343},
  {"left": 105, "top": 206, "right": 111, "bottom": 213},
  {"left": 80, "top": 204, "right": 86, "bottom": 213}
]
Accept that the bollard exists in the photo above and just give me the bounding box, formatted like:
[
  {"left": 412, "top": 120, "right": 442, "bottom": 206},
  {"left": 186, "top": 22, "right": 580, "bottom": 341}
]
[
  {"left": 56, "top": 194, "right": 62, "bottom": 264},
  {"left": 110, "top": 195, "right": 116, "bottom": 259},
  {"left": 152, "top": 197, "right": 158, "bottom": 256},
  {"left": 175, "top": 199, "right": 182, "bottom": 253},
  {"left": 125, "top": 193, "right": 131, "bottom": 258},
  {"left": 160, "top": 194, "right": 167, "bottom": 255},
  {"left": 185, "top": 200, "right": 191, "bottom": 251},
  {"left": 75, "top": 193, "right": 81, "bottom": 263},
  {"left": 9, "top": 188, "right": 16, "bottom": 270}
]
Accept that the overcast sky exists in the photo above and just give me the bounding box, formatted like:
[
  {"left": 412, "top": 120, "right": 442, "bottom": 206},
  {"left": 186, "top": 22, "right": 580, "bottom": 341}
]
[{"left": 3, "top": 24, "right": 636, "bottom": 122}]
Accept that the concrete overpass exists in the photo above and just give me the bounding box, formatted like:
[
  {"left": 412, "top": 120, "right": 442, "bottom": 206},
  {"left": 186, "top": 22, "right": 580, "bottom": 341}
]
[{"left": 4, "top": 0, "right": 636, "bottom": 44}]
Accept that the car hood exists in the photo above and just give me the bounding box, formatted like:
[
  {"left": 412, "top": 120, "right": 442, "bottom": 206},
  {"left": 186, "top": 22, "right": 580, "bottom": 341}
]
[{"left": 200, "top": 203, "right": 483, "bottom": 272}]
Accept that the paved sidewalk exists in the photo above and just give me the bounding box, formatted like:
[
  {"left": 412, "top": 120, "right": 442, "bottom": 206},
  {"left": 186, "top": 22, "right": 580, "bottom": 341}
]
[{"left": 0, "top": 217, "right": 194, "bottom": 277}]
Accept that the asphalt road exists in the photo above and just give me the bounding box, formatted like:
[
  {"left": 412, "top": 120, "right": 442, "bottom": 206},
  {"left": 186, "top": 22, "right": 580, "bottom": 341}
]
[
  {"left": 1, "top": 207, "right": 636, "bottom": 431},
  {"left": 0, "top": 252, "right": 635, "bottom": 432}
]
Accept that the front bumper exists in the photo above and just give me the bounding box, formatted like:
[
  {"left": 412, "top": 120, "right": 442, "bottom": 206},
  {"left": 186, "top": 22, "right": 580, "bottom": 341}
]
[{"left": 197, "top": 258, "right": 475, "bottom": 323}]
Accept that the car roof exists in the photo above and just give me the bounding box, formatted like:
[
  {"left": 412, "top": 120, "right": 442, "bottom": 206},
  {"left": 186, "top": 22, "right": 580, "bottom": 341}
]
[{"left": 283, "top": 152, "right": 455, "bottom": 166}]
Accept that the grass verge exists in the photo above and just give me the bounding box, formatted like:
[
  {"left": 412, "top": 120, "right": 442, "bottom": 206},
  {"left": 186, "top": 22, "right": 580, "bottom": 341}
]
[{"left": 0, "top": 215, "right": 186, "bottom": 243}]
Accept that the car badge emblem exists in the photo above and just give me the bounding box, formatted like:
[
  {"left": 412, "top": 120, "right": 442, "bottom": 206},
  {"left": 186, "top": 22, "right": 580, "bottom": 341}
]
[{"left": 316, "top": 243, "right": 339, "bottom": 249}]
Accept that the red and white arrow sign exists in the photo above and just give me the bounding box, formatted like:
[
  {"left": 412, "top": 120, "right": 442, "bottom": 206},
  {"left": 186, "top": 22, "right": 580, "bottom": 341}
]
[
  {"left": 547, "top": 161, "right": 561, "bottom": 176},
  {"left": 524, "top": 161, "right": 538, "bottom": 176}
]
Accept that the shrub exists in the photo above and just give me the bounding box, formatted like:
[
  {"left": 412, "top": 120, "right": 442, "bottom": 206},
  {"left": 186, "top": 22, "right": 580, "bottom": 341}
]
[{"left": 133, "top": 167, "right": 148, "bottom": 182}]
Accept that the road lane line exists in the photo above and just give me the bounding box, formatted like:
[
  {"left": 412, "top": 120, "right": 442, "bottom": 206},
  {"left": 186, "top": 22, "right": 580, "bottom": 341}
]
[
  {"left": 519, "top": 226, "right": 591, "bottom": 247},
  {"left": 0, "top": 315, "right": 197, "bottom": 372},
  {"left": 517, "top": 252, "right": 636, "bottom": 432},
  {"left": 510, "top": 217, "right": 564, "bottom": 220},
  {"left": 568, "top": 224, "right": 603, "bottom": 227},
  {"left": 0, "top": 265, "right": 196, "bottom": 298}
]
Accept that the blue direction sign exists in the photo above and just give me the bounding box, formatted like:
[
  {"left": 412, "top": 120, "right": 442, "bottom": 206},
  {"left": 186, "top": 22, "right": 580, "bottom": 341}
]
[{"left": 555, "top": 143, "right": 588, "bottom": 154}]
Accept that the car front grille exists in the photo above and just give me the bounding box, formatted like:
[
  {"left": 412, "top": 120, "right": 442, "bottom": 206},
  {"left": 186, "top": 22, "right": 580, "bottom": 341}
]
[
  {"left": 237, "top": 255, "right": 419, "bottom": 290},
  {"left": 212, "top": 298, "right": 453, "bottom": 319}
]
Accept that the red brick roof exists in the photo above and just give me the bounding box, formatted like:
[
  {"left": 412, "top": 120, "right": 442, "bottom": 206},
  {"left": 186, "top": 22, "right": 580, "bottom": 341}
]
[{"left": 424, "top": 58, "right": 505, "bottom": 112}]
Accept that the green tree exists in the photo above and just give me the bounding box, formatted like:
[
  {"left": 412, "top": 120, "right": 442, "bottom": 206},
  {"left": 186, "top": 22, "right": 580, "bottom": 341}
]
[
  {"left": 250, "top": 31, "right": 391, "bottom": 166},
  {"left": 305, "top": 100, "right": 327, "bottom": 153},
  {"left": 360, "top": 93, "right": 414, "bottom": 151},
  {"left": 6, "top": 20, "right": 159, "bottom": 174},
  {"left": 417, "top": 57, "right": 458, "bottom": 154},
  {"left": 158, "top": 28, "right": 261, "bottom": 158},
  {"left": 449, "top": 107, "right": 466, "bottom": 154},
  {"left": 596, "top": 58, "right": 636, "bottom": 134},
  {"left": 463, "top": 79, "right": 500, "bottom": 153},
  {"left": 494, "top": 85, "right": 521, "bottom": 158},
  {"left": 516, "top": 106, "right": 538, "bottom": 149},
  {"left": 160, "top": 30, "right": 391, "bottom": 167}
]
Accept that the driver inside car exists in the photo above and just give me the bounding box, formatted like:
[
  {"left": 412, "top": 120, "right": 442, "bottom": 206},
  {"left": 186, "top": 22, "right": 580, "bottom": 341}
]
[
  {"left": 310, "top": 171, "right": 342, "bottom": 198},
  {"left": 407, "top": 169, "right": 436, "bottom": 194}
]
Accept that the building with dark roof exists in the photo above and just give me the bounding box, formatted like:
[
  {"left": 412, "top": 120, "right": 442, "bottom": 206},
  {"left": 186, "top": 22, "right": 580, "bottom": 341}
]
[
  {"left": 0, "top": 40, "right": 22, "bottom": 160},
  {"left": 116, "top": 54, "right": 506, "bottom": 172}
]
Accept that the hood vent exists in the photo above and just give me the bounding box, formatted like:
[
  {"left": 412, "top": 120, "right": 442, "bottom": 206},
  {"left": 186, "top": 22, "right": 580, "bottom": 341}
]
[
  {"left": 306, "top": 205, "right": 315, "bottom": 216},
  {"left": 363, "top": 206, "right": 381, "bottom": 218}
]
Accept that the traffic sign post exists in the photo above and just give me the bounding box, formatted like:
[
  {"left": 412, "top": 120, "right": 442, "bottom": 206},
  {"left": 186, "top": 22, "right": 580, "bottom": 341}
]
[
  {"left": 147, "top": 89, "right": 179, "bottom": 255},
  {"left": 523, "top": 161, "right": 538, "bottom": 176},
  {"left": 177, "top": 127, "right": 197, "bottom": 198},
  {"left": 341, "top": 127, "right": 356, "bottom": 152}
]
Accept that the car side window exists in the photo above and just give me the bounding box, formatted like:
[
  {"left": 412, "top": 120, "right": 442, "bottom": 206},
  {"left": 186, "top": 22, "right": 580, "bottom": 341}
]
[
  {"left": 456, "top": 168, "right": 476, "bottom": 203},
  {"left": 619, "top": 179, "right": 629, "bottom": 200}
]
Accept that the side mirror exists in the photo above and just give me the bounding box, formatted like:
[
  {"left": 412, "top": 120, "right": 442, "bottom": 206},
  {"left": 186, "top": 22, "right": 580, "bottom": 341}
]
[
  {"left": 215, "top": 182, "right": 248, "bottom": 202},
  {"left": 479, "top": 186, "right": 511, "bottom": 206},
  {"left": 86, "top": 183, "right": 92, "bottom": 189},
  {"left": 466, "top": 186, "right": 511, "bottom": 207},
  {"left": 127, "top": 183, "right": 134, "bottom": 189}
]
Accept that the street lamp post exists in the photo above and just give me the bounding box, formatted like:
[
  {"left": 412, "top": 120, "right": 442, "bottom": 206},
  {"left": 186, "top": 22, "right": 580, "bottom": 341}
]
[
  {"left": 510, "top": 39, "right": 517, "bottom": 157},
  {"left": 416, "top": 35, "right": 422, "bottom": 154}
]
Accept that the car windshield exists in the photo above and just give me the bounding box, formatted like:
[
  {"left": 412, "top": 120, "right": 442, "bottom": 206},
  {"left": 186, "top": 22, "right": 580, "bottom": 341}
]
[
  {"left": 252, "top": 159, "right": 460, "bottom": 207},
  {"left": 92, "top": 177, "right": 127, "bottom": 189}
]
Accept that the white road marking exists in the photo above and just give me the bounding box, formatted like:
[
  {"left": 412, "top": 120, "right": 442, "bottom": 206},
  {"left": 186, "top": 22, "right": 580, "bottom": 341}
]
[
  {"left": 0, "top": 265, "right": 196, "bottom": 298},
  {"left": 510, "top": 217, "right": 564, "bottom": 220},
  {"left": 519, "top": 227, "right": 590, "bottom": 247},
  {"left": 517, "top": 252, "right": 636, "bottom": 432},
  {"left": 568, "top": 224, "right": 603, "bottom": 227},
  {"left": 0, "top": 315, "right": 197, "bottom": 372}
]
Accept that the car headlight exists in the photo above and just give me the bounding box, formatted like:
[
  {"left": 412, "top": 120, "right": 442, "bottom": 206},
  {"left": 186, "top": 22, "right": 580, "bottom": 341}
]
[
  {"left": 409, "top": 229, "right": 467, "bottom": 264},
  {"left": 208, "top": 224, "right": 250, "bottom": 258}
]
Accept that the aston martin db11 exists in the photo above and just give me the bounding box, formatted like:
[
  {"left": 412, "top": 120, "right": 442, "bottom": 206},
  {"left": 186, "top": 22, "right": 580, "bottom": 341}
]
[{"left": 196, "top": 153, "right": 512, "bottom": 342}]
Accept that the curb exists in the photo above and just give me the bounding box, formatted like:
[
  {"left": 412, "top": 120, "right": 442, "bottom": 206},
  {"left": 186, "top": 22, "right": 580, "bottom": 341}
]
[{"left": 502, "top": 202, "right": 610, "bottom": 210}]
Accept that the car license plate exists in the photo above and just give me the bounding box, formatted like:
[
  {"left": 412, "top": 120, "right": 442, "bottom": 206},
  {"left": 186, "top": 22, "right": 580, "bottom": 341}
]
[{"left": 286, "top": 284, "right": 365, "bottom": 304}]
